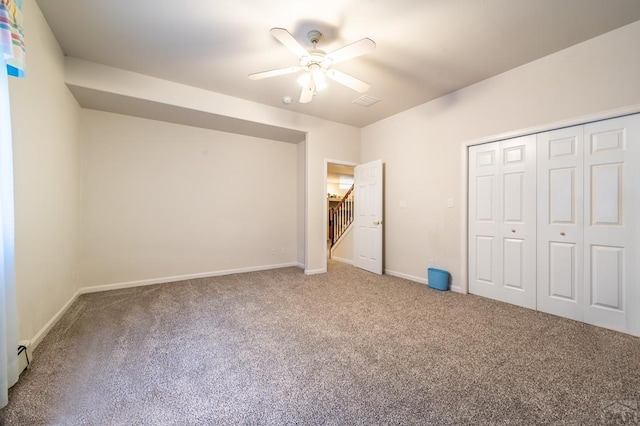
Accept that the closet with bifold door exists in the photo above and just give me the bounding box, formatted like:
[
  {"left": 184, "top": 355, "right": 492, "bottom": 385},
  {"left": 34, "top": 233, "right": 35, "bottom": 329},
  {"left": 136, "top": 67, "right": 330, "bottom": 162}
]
[{"left": 468, "top": 113, "right": 640, "bottom": 337}]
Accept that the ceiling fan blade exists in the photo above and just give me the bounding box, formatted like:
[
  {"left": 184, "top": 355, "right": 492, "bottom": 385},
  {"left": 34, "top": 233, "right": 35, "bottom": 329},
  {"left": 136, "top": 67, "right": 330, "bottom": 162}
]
[
  {"left": 299, "top": 77, "right": 314, "bottom": 103},
  {"left": 327, "top": 38, "right": 376, "bottom": 65},
  {"left": 248, "top": 66, "right": 301, "bottom": 80},
  {"left": 326, "top": 69, "right": 370, "bottom": 93},
  {"left": 270, "top": 28, "right": 309, "bottom": 58}
]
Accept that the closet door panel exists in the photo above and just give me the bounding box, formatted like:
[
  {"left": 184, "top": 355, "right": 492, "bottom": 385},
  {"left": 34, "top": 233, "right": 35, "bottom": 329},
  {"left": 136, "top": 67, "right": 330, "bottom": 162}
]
[
  {"left": 475, "top": 236, "right": 495, "bottom": 284},
  {"left": 500, "top": 136, "right": 536, "bottom": 309},
  {"left": 549, "top": 242, "right": 577, "bottom": 300},
  {"left": 537, "top": 126, "right": 584, "bottom": 321},
  {"left": 549, "top": 168, "right": 576, "bottom": 224},
  {"left": 590, "top": 245, "right": 624, "bottom": 310},
  {"left": 469, "top": 136, "right": 536, "bottom": 309},
  {"left": 584, "top": 114, "right": 640, "bottom": 336},
  {"left": 503, "top": 238, "right": 524, "bottom": 289},
  {"left": 469, "top": 143, "right": 502, "bottom": 300}
]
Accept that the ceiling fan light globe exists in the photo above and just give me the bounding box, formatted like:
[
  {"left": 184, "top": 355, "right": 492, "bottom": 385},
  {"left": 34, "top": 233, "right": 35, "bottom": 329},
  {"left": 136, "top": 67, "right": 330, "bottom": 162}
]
[
  {"left": 312, "top": 69, "right": 327, "bottom": 91},
  {"left": 315, "top": 80, "right": 328, "bottom": 91},
  {"left": 297, "top": 73, "right": 311, "bottom": 88}
]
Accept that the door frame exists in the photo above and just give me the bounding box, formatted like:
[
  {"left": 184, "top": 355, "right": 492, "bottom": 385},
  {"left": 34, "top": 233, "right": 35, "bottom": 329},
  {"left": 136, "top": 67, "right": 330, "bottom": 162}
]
[
  {"left": 323, "top": 158, "right": 358, "bottom": 270},
  {"left": 459, "top": 104, "right": 640, "bottom": 295}
]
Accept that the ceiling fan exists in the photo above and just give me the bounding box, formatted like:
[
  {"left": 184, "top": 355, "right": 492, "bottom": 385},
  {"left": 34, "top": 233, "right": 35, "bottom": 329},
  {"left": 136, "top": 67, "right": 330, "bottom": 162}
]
[{"left": 249, "top": 28, "right": 376, "bottom": 103}]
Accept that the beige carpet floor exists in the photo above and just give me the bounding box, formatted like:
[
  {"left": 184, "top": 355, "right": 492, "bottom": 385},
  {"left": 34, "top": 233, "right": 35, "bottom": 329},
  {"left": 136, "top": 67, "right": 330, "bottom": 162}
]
[{"left": 1, "top": 261, "right": 639, "bottom": 425}]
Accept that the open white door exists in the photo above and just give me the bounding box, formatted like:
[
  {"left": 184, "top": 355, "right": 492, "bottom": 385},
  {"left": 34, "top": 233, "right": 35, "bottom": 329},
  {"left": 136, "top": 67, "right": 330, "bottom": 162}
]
[{"left": 354, "top": 159, "right": 383, "bottom": 274}]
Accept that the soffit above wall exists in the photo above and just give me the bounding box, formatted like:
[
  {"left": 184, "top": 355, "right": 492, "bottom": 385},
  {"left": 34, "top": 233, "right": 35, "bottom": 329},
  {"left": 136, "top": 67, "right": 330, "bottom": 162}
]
[{"left": 68, "top": 85, "right": 306, "bottom": 144}]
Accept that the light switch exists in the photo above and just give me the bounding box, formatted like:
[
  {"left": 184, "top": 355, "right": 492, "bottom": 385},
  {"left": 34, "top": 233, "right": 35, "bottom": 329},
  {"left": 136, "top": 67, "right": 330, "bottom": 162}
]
[
  {"left": 447, "top": 198, "right": 455, "bottom": 208},
  {"left": 399, "top": 200, "right": 406, "bottom": 209}
]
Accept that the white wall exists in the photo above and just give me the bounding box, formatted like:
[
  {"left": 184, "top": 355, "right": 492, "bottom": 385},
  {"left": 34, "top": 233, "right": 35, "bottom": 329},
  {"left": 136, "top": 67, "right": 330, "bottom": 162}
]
[
  {"left": 8, "top": 0, "right": 81, "bottom": 342},
  {"left": 80, "top": 109, "right": 299, "bottom": 287},
  {"left": 361, "top": 21, "right": 640, "bottom": 291},
  {"left": 65, "top": 59, "right": 361, "bottom": 274},
  {"left": 296, "top": 141, "right": 306, "bottom": 267}
]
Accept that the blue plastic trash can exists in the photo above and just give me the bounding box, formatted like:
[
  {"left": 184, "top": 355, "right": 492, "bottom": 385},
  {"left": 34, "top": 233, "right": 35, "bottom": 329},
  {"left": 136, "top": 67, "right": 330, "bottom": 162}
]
[{"left": 428, "top": 268, "right": 450, "bottom": 291}]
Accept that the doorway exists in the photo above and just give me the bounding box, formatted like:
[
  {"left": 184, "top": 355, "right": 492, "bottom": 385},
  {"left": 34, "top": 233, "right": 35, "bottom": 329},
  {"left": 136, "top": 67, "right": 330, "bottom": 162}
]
[{"left": 324, "top": 160, "right": 356, "bottom": 267}]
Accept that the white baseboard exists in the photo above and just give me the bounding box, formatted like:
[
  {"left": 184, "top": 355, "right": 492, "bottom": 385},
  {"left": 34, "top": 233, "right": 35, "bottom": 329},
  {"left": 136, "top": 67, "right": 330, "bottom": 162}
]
[
  {"left": 304, "top": 268, "right": 326, "bottom": 275},
  {"left": 385, "top": 269, "right": 427, "bottom": 285},
  {"left": 31, "top": 288, "right": 81, "bottom": 350},
  {"left": 450, "top": 285, "right": 463, "bottom": 294},
  {"left": 80, "top": 262, "right": 300, "bottom": 294},
  {"left": 331, "top": 256, "right": 353, "bottom": 265},
  {"left": 386, "top": 269, "right": 464, "bottom": 293}
]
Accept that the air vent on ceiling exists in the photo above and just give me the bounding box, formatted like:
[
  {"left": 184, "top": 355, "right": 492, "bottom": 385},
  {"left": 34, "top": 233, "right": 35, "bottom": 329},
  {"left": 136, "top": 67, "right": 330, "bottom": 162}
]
[{"left": 352, "top": 95, "right": 380, "bottom": 107}]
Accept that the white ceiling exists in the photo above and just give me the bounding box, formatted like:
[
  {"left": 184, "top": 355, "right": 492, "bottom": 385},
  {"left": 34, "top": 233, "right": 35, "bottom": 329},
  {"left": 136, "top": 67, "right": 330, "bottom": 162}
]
[{"left": 37, "top": 0, "right": 640, "bottom": 128}]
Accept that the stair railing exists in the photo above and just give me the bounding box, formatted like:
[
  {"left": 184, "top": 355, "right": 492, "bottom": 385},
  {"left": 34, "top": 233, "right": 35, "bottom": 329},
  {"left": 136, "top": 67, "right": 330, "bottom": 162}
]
[{"left": 330, "top": 184, "right": 355, "bottom": 247}]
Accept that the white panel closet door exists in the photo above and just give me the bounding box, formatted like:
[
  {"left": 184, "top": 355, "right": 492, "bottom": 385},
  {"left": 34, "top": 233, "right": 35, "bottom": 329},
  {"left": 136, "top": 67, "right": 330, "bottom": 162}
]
[
  {"left": 469, "top": 136, "right": 536, "bottom": 309},
  {"left": 583, "top": 115, "right": 640, "bottom": 336},
  {"left": 537, "top": 126, "right": 584, "bottom": 321},
  {"left": 469, "top": 142, "right": 501, "bottom": 301},
  {"left": 470, "top": 113, "right": 639, "bottom": 336}
]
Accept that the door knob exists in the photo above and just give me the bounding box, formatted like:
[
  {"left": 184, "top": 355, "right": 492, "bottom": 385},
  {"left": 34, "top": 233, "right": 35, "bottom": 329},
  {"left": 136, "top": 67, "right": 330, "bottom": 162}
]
[
  {"left": 560, "top": 232, "right": 566, "bottom": 236},
  {"left": 373, "top": 221, "right": 382, "bottom": 225}
]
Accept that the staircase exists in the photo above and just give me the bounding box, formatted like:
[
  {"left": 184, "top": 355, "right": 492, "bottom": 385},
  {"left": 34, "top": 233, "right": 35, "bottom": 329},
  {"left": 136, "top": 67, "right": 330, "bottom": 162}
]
[{"left": 329, "top": 184, "right": 354, "bottom": 247}]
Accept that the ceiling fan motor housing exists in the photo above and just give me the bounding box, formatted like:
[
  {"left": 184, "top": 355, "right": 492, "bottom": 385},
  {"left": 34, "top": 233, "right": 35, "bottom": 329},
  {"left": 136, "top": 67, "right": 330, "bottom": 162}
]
[
  {"left": 301, "top": 51, "right": 332, "bottom": 70},
  {"left": 307, "top": 30, "right": 323, "bottom": 45}
]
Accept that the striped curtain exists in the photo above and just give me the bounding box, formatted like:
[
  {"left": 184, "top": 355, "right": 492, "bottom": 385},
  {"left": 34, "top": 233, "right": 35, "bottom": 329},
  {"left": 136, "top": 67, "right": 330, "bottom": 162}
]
[{"left": 0, "top": 0, "right": 25, "bottom": 77}]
